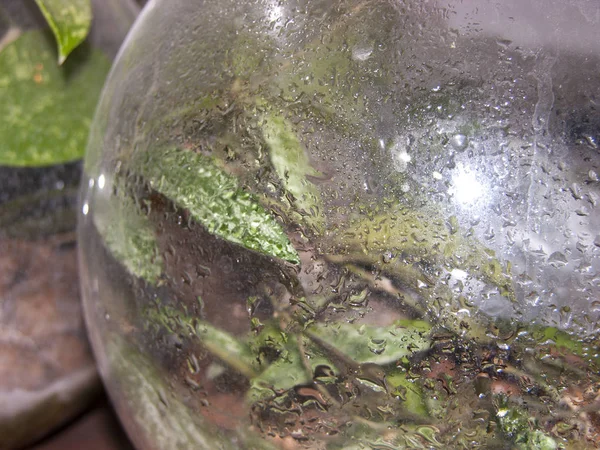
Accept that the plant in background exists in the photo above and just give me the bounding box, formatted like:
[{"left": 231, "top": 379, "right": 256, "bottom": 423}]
[
  {"left": 0, "top": 0, "right": 109, "bottom": 167},
  {"left": 0, "top": 1, "right": 135, "bottom": 448}
]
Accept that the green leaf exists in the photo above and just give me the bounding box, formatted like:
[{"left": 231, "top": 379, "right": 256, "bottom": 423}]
[
  {"left": 541, "top": 327, "right": 586, "bottom": 354},
  {"left": 246, "top": 331, "right": 331, "bottom": 404},
  {"left": 134, "top": 147, "right": 300, "bottom": 264},
  {"left": 144, "top": 303, "right": 257, "bottom": 378},
  {"left": 306, "top": 320, "right": 431, "bottom": 366},
  {"left": 0, "top": 31, "right": 111, "bottom": 166},
  {"left": 518, "top": 325, "right": 600, "bottom": 370},
  {"left": 261, "top": 113, "right": 324, "bottom": 232},
  {"left": 93, "top": 186, "right": 163, "bottom": 284},
  {"left": 326, "top": 206, "right": 515, "bottom": 343},
  {"left": 246, "top": 320, "right": 432, "bottom": 404},
  {"left": 193, "top": 321, "right": 258, "bottom": 379},
  {"left": 35, "top": 0, "right": 91, "bottom": 64},
  {"left": 385, "top": 370, "right": 428, "bottom": 417},
  {"left": 332, "top": 207, "right": 514, "bottom": 300}
]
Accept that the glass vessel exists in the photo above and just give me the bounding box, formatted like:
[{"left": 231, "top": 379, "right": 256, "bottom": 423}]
[{"left": 79, "top": 0, "right": 600, "bottom": 448}]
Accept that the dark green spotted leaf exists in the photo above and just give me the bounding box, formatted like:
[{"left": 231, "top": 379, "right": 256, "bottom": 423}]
[
  {"left": 0, "top": 31, "right": 110, "bottom": 166},
  {"left": 134, "top": 147, "right": 300, "bottom": 264},
  {"left": 35, "top": 0, "right": 91, "bottom": 64}
]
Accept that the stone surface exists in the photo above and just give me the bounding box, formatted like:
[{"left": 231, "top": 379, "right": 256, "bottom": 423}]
[
  {"left": 31, "top": 400, "right": 133, "bottom": 450},
  {"left": 0, "top": 234, "right": 100, "bottom": 449}
]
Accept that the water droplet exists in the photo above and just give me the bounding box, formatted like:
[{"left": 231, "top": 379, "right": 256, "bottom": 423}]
[
  {"left": 570, "top": 183, "right": 582, "bottom": 200},
  {"left": 382, "top": 252, "right": 394, "bottom": 263},
  {"left": 157, "top": 387, "right": 169, "bottom": 408},
  {"left": 548, "top": 251, "right": 568, "bottom": 267},
  {"left": 187, "top": 354, "right": 200, "bottom": 374},
  {"left": 392, "top": 145, "right": 412, "bottom": 173},
  {"left": 450, "top": 134, "right": 468, "bottom": 151},
  {"left": 351, "top": 44, "right": 373, "bottom": 61},
  {"left": 416, "top": 426, "right": 443, "bottom": 446},
  {"left": 584, "top": 134, "right": 598, "bottom": 148},
  {"left": 484, "top": 226, "right": 495, "bottom": 241},
  {"left": 368, "top": 338, "right": 387, "bottom": 355},
  {"left": 348, "top": 288, "right": 369, "bottom": 306},
  {"left": 185, "top": 377, "right": 201, "bottom": 390},
  {"left": 447, "top": 216, "right": 459, "bottom": 235},
  {"left": 391, "top": 384, "right": 407, "bottom": 400}
]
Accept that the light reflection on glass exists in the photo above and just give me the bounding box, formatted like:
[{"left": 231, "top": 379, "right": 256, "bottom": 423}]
[
  {"left": 450, "top": 164, "right": 487, "bottom": 205},
  {"left": 266, "top": 2, "right": 283, "bottom": 23}
]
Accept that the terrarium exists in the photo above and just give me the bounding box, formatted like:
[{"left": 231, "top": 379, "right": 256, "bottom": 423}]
[{"left": 78, "top": 0, "right": 600, "bottom": 448}]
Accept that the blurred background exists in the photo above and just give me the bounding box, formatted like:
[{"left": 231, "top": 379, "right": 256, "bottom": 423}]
[{"left": 0, "top": 0, "right": 141, "bottom": 448}]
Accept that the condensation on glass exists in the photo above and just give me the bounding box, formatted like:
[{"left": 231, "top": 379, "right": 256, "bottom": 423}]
[{"left": 79, "top": 0, "right": 600, "bottom": 448}]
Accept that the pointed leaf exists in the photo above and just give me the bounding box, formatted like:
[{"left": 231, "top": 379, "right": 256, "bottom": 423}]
[
  {"left": 261, "top": 113, "right": 324, "bottom": 231},
  {"left": 134, "top": 147, "right": 300, "bottom": 264},
  {"left": 246, "top": 332, "right": 331, "bottom": 404},
  {"left": 306, "top": 320, "right": 431, "bottom": 365},
  {"left": 35, "top": 0, "right": 91, "bottom": 64},
  {"left": 144, "top": 303, "right": 257, "bottom": 378},
  {"left": 246, "top": 320, "right": 432, "bottom": 404}
]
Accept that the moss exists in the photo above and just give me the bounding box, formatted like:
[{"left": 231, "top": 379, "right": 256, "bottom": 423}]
[{"left": 495, "top": 395, "right": 558, "bottom": 450}]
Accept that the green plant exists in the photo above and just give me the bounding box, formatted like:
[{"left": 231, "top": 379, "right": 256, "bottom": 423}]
[{"left": 0, "top": 0, "right": 110, "bottom": 167}]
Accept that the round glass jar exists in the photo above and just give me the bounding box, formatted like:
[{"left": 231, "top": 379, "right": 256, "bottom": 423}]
[{"left": 79, "top": 0, "right": 600, "bottom": 448}]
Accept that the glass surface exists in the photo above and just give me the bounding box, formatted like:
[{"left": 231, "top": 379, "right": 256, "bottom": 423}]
[{"left": 79, "top": 0, "right": 600, "bottom": 448}]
